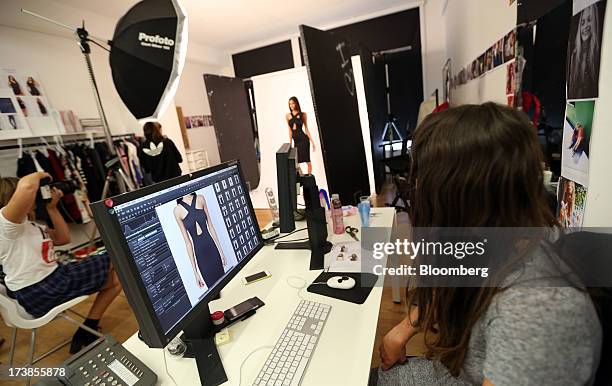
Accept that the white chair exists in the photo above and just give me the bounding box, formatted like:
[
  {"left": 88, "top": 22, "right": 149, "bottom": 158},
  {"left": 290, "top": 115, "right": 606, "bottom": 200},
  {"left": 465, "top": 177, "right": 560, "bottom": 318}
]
[{"left": 0, "top": 284, "right": 102, "bottom": 382}]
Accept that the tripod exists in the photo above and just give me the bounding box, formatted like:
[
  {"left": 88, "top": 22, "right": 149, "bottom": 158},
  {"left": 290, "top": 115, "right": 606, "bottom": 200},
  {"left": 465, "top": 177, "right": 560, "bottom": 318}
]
[{"left": 380, "top": 62, "right": 403, "bottom": 157}]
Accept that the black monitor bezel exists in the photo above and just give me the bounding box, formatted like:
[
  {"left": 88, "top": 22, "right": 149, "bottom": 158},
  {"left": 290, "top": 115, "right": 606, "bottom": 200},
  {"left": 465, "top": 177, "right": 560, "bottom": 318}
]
[{"left": 91, "top": 160, "right": 263, "bottom": 348}]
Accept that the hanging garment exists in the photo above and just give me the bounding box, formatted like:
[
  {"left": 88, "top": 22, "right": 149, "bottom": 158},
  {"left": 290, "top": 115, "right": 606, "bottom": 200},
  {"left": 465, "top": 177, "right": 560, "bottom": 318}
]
[
  {"left": 63, "top": 150, "right": 91, "bottom": 224},
  {"left": 288, "top": 112, "right": 310, "bottom": 163},
  {"left": 177, "top": 195, "right": 225, "bottom": 288},
  {"left": 84, "top": 146, "right": 106, "bottom": 201},
  {"left": 116, "top": 143, "right": 133, "bottom": 183},
  {"left": 123, "top": 140, "right": 143, "bottom": 188},
  {"left": 138, "top": 137, "right": 183, "bottom": 183},
  {"left": 46, "top": 149, "right": 82, "bottom": 223}
]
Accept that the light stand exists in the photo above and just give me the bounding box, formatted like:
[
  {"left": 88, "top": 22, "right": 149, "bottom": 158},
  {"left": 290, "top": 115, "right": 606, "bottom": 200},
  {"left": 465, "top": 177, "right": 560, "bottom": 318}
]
[{"left": 380, "top": 61, "right": 403, "bottom": 157}]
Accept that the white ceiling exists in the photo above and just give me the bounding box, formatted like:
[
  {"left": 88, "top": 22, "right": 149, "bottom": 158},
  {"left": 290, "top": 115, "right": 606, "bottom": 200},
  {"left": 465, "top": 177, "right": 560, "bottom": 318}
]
[{"left": 52, "top": 0, "right": 418, "bottom": 52}]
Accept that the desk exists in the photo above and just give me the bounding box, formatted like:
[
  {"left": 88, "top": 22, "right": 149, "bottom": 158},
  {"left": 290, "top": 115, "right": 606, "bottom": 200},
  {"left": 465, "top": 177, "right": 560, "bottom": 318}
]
[{"left": 123, "top": 208, "right": 397, "bottom": 385}]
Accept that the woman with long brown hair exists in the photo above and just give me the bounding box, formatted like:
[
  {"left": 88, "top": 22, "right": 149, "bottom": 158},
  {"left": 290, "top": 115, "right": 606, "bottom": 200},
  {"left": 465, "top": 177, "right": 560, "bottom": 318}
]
[{"left": 374, "top": 103, "right": 601, "bottom": 385}]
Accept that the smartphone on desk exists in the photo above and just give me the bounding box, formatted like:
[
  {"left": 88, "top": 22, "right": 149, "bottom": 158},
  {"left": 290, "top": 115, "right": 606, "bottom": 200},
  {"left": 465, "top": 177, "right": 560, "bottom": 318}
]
[
  {"left": 226, "top": 296, "right": 265, "bottom": 321},
  {"left": 241, "top": 270, "right": 271, "bottom": 285}
]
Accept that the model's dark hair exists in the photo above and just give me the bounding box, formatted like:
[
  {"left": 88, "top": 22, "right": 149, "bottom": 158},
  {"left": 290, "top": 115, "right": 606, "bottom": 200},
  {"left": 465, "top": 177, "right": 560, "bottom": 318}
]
[
  {"left": 288, "top": 96, "right": 302, "bottom": 118},
  {"left": 143, "top": 121, "right": 163, "bottom": 143},
  {"left": 406, "top": 102, "right": 557, "bottom": 376}
]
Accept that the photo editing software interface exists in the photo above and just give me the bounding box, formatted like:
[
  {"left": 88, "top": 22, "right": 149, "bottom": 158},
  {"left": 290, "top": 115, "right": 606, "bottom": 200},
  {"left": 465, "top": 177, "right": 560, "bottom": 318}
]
[{"left": 112, "top": 165, "right": 259, "bottom": 333}]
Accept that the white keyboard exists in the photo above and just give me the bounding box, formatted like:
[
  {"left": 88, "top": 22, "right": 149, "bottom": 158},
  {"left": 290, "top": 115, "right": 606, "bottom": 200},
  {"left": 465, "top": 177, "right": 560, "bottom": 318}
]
[{"left": 253, "top": 300, "right": 331, "bottom": 386}]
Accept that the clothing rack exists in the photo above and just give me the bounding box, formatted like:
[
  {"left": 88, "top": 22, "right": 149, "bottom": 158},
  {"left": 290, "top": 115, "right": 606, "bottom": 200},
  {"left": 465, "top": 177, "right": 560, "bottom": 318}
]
[{"left": 0, "top": 133, "right": 137, "bottom": 152}]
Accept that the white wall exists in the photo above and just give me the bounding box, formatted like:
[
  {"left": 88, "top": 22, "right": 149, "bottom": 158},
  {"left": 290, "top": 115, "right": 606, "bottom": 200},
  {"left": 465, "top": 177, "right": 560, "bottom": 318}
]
[
  {"left": 0, "top": 25, "right": 139, "bottom": 135},
  {"left": 421, "top": 0, "right": 448, "bottom": 97},
  {"left": 249, "top": 67, "right": 327, "bottom": 208},
  {"left": 444, "top": 0, "right": 517, "bottom": 105},
  {"left": 583, "top": 6, "right": 612, "bottom": 226},
  {"left": 173, "top": 60, "right": 224, "bottom": 166}
]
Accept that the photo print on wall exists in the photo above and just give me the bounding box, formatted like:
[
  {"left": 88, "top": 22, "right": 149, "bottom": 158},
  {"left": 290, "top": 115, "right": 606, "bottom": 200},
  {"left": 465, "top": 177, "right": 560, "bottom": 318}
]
[
  {"left": 0, "top": 91, "right": 32, "bottom": 138},
  {"left": 503, "top": 29, "right": 517, "bottom": 63},
  {"left": 567, "top": 0, "right": 607, "bottom": 100},
  {"left": 561, "top": 100, "right": 595, "bottom": 187},
  {"left": 1, "top": 68, "right": 60, "bottom": 136},
  {"left": 557, "top": 177, "right": 587, "bottom": 229}
]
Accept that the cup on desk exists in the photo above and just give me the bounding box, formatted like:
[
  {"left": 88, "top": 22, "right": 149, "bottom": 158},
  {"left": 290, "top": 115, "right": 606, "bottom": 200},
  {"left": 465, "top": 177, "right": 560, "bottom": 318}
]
[{"left": 358, "top": 196, "right": 371, "bottom": 227}]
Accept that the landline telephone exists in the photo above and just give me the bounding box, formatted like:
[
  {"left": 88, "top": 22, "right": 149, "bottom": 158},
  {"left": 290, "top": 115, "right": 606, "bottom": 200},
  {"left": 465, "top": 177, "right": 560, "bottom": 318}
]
[{"left": 36, "top": 335, "right": 157, "bottom": 386}]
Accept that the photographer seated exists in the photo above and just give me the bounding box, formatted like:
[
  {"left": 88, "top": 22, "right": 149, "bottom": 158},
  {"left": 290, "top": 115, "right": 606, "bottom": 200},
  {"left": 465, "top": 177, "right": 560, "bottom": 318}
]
[{"left": 0, "top": 172, "right": 121, "bottom": 354}]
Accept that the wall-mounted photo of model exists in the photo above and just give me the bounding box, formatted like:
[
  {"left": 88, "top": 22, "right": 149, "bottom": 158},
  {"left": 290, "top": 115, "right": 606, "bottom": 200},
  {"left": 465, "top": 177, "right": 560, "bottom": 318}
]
[
  {"left": 567, "top": 0, "right": 606, "bottom": 100},
  {"left": 286, "top": 96, "right": 316, "bottom": 175},
  {"left": 174, "top": 193, "right": 227, "bottom": 289}
]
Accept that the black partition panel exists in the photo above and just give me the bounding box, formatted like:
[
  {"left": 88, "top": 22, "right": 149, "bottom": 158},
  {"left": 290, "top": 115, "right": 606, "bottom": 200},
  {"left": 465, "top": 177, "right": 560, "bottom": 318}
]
[
  {"left": 359, "top": 44, "right": 387, "bottom": 192},
  {"left": 299, "top": 25, "right": 370, "bottom": 203},
  {"left": 204, "top": 74, "right": 260, "bottom": 189},
  {"left": 232, "top": 40, "right": 294, "bottom": 79}
]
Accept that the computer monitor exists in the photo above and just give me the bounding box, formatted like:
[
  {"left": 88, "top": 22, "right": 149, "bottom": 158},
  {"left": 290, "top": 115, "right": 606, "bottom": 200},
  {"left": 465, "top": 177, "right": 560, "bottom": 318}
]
[
  {"left": 276, "top": 143, "right": 298, "bottom": 233},
  {"left": 91, "top": 160, "right": 262, "bottom": 385}
]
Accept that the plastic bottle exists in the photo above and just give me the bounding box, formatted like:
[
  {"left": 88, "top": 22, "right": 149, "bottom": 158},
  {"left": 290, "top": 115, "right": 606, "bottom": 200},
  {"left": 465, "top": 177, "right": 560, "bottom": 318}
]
[
  {"left": 320, "top": 190, "right": 334, "bottom": 235},
  {"left": 331, "top": 194, "right": 345, "bottom": 235}
]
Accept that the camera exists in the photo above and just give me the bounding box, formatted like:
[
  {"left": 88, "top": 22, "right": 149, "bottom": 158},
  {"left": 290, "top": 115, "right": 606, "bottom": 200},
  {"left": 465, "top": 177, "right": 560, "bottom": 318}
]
[{"left": 39, "top": 177, "right": 78, "bottom": 200}]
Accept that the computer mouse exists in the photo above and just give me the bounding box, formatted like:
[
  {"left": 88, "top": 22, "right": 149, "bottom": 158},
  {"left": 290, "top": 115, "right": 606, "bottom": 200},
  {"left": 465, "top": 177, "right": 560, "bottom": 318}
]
[{"left": 326, "top": 276, "right": 355, "bottom": 290}]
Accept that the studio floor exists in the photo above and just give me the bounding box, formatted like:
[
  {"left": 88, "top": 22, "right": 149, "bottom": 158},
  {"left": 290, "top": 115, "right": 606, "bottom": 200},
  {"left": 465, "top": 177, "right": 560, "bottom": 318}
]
[{"left": 0, "top": 180, "right": 424, "bottom": 385}]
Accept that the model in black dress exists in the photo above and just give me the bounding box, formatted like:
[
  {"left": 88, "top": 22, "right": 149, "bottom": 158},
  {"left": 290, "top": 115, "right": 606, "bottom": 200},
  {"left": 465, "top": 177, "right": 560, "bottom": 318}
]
[
  {"left": 174, "top": 194, "right": 226, "bottom": 289},
  {"left": 286, "top": 96, "right": 316, "bottom": 174}
]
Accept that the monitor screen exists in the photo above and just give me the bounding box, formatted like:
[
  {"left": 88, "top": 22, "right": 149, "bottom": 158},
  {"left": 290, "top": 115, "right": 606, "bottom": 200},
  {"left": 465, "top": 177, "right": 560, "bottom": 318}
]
[{"left": 108, "top": 163, "right": 260, "bottom": 334}]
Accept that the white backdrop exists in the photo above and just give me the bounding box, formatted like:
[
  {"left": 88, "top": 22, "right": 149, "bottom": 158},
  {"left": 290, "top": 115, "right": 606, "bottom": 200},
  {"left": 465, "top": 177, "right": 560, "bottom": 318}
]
[
  {"left": 250, "top": 67, "right": 328, "bottom": 208},
  {"left": 352, "top": 56, "right": 376, "bottom": 195}
]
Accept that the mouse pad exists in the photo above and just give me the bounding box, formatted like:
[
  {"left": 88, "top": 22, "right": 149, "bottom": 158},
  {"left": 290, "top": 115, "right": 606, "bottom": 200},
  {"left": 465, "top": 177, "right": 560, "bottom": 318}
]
[{"left": 306, "top": 272, "right": 378, "bottom": 304}]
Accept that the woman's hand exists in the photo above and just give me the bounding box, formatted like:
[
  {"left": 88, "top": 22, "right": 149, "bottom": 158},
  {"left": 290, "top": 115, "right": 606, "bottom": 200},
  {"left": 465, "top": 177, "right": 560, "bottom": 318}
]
[
  {"left": 379, "top": 322, "right": 410, "bottom": 370},
  {"left": 312, "top": 142, "right": 316, "bottom": 152},
  {"left": 47, "top": 187, "right": 64, "bottom": 210},
  {"left": 195, "top": 274, "right": 205, "bottom": 288}
]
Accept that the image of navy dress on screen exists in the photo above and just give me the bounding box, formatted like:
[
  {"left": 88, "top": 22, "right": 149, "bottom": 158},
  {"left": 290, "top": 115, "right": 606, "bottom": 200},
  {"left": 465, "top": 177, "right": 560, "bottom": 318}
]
[{"left": 177, "top": 194, "right": 225, "bottom": 288}]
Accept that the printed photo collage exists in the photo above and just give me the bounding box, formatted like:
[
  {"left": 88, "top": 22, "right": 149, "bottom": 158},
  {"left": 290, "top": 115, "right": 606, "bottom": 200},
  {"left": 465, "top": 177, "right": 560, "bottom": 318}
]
[
  {"left": 451, "top": 28, "right": 516, "bottom": 91},
  {"left": 556, "top": 0, "right": 607, "bottom": 229},
  {"left": 214, "top": 174, "right": 258, "bottom": 261}
]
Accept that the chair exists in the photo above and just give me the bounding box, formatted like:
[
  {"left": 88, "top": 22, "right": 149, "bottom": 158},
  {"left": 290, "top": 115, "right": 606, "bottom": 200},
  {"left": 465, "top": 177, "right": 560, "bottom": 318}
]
[{"left": 0, "top": 285, "right": 102, "bottom": 383}]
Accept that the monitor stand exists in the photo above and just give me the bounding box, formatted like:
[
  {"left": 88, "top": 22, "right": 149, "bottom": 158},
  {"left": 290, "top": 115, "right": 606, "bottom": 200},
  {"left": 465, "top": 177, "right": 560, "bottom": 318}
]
[
  {"left": 274, "top": 206, "right": 332, "bottom": 270},
  {"left": 181, "top": 303, "right": 227, "bottom": 386}
]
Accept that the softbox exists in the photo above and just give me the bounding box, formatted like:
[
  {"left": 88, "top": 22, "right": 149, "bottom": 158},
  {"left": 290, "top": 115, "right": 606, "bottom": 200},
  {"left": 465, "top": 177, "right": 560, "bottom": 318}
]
[{"left": 109, "top": 0, "right": 188, "bottom": 120}]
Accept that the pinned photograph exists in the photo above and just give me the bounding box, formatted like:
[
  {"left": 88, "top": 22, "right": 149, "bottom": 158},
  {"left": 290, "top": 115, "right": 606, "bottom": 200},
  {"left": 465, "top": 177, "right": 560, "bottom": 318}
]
[
  {"left": 567, "top": 0, "right": 606, "bottom": 100},
  {"left": 26, "top": 76, "right": 42, "bottom": 96},
  {"left": 493, "top": 38, "right": 504, "bottom": 67},
  {"left": 561, "top": 100, "right": 594, "bottom": 186},
  {"left": 7, "top": 74, "right": 24, "bottom": 95},
  {"left": 557, "top": 177, "right": 587, "bottom": 229},
  {"left": 477, "top": 54, "right": 485, "bottom": 76},
  {"left": 506, "top": 62, "right": 516, "bottom": 95},
  {"left": 504, "top": 29, "right": 516, "bottom": 62},
  {"left": 484, "top": 48, "right": 494, "bottom": 72}
]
